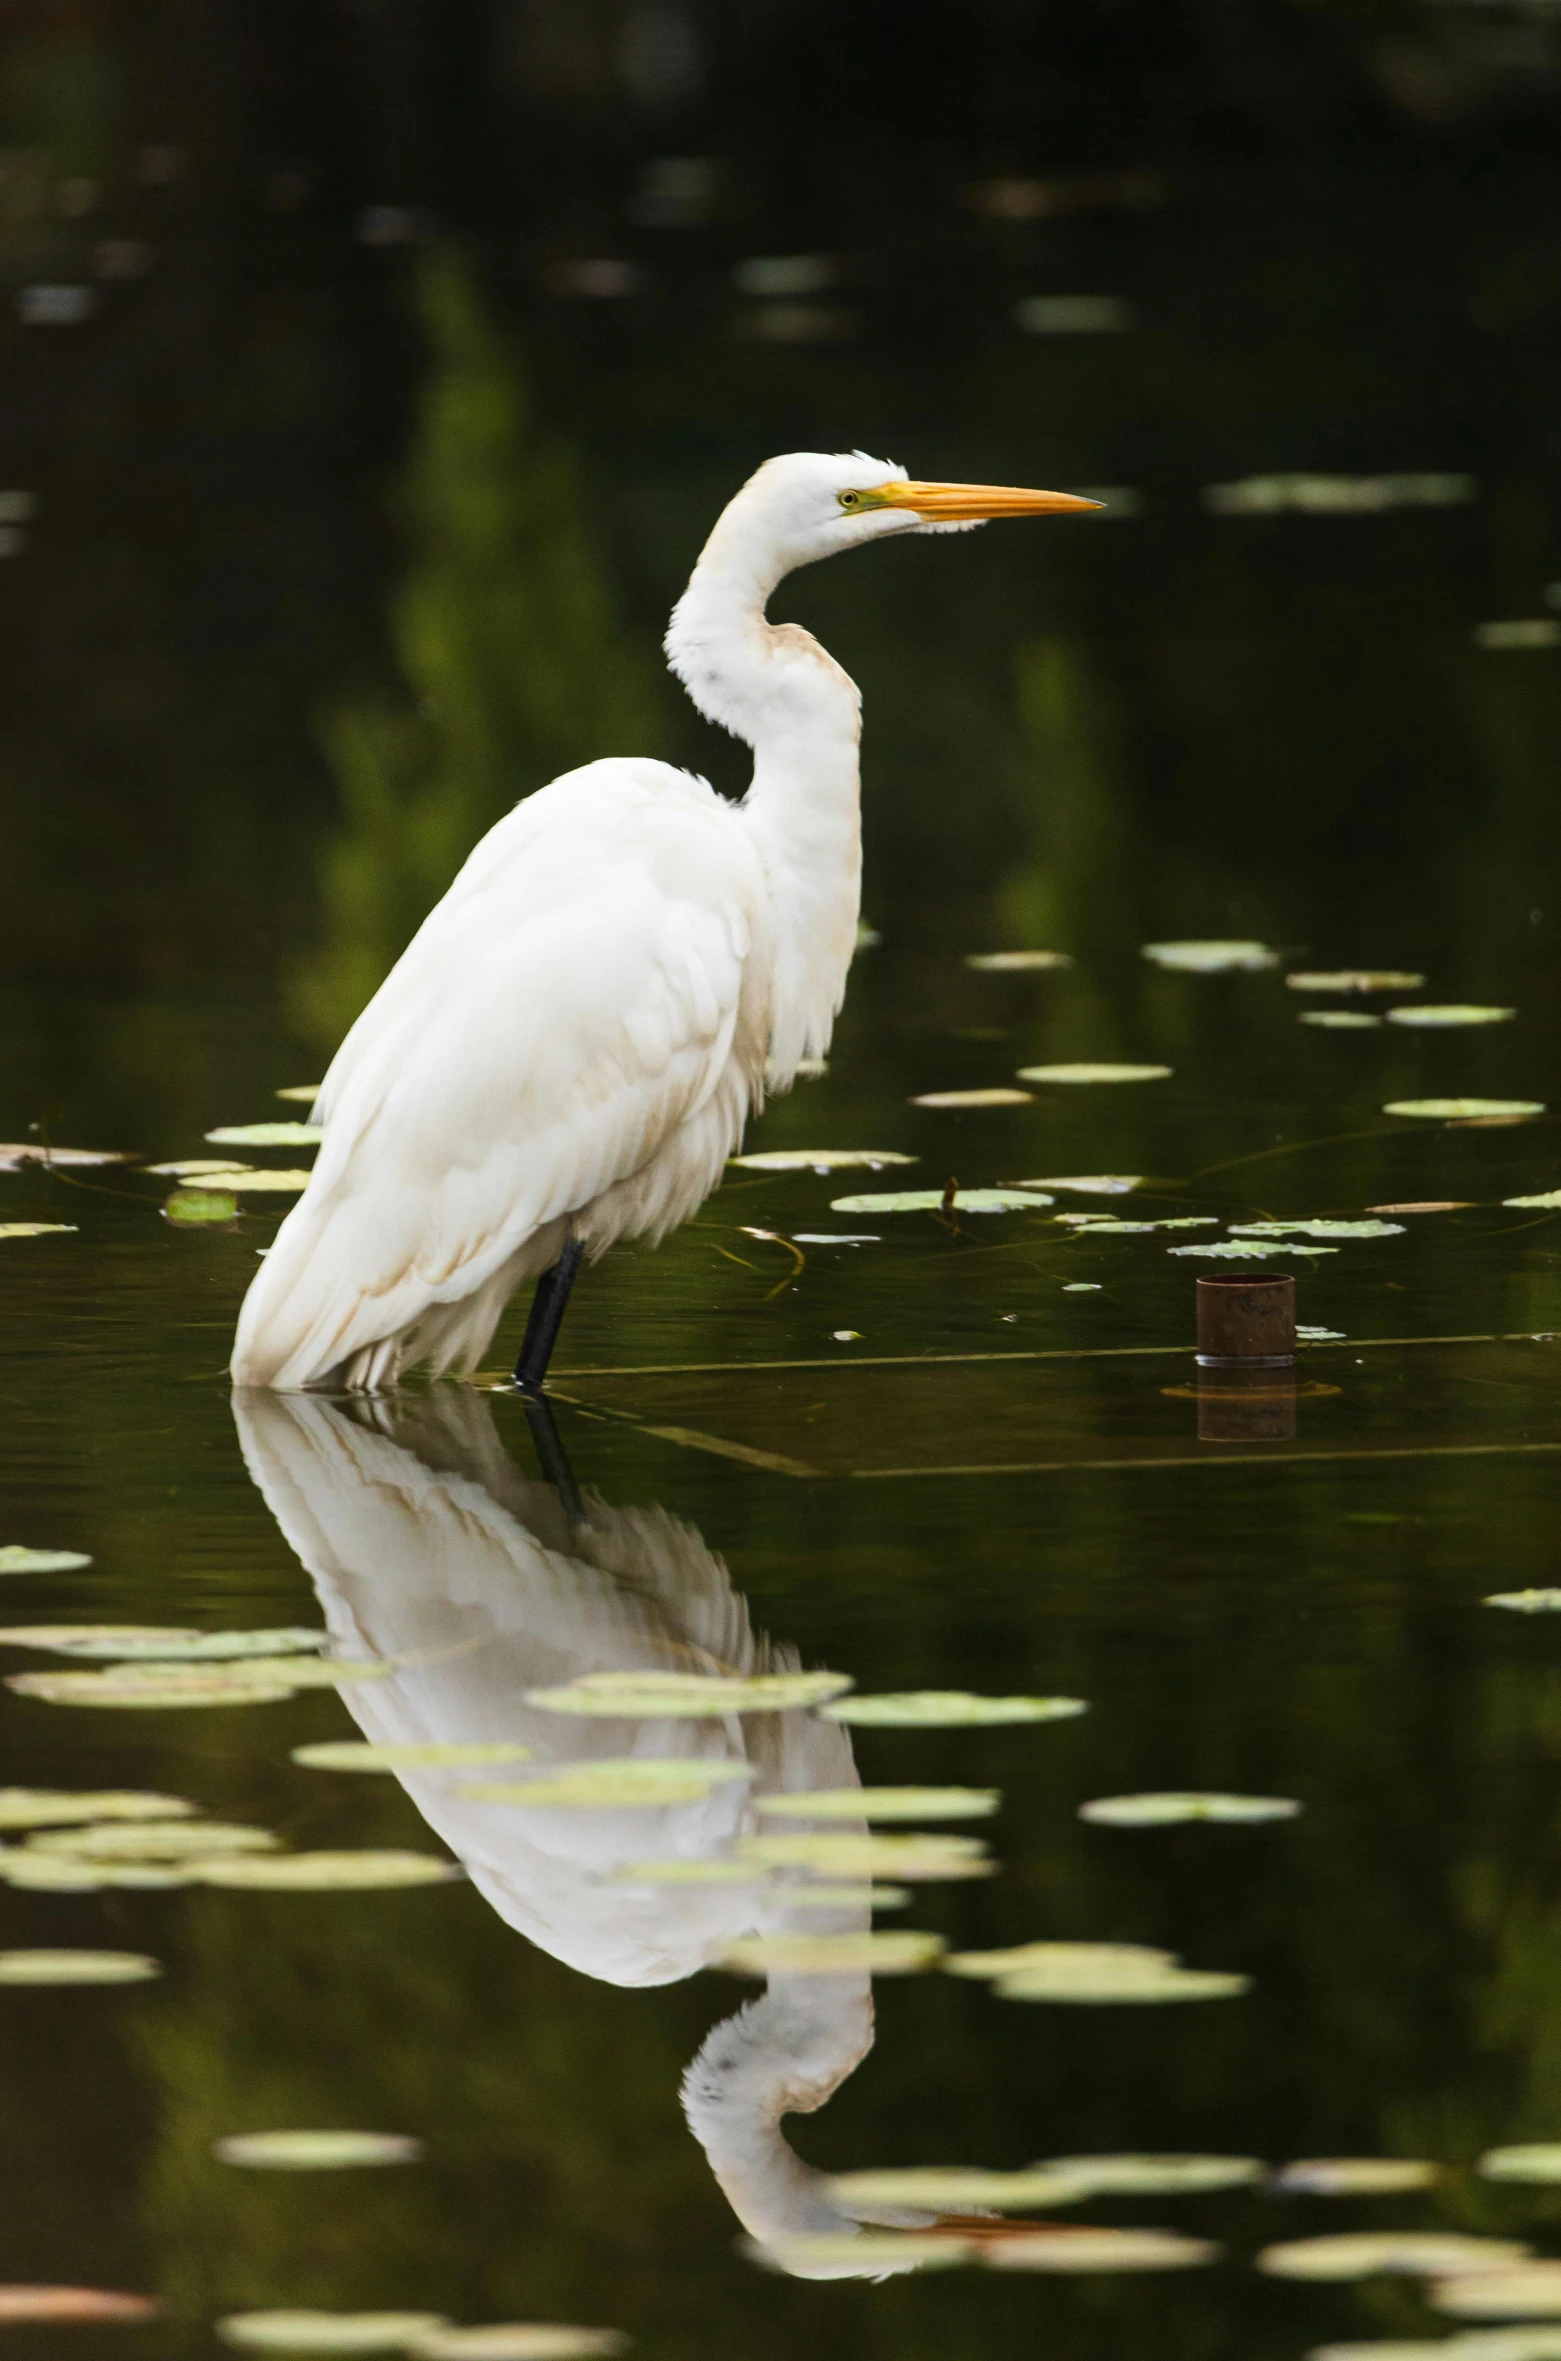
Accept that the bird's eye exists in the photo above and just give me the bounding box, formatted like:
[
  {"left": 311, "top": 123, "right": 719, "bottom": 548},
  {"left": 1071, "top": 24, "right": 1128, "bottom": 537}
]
[{"left": 838, "top": 490, "right": 862, "bottom": 511}]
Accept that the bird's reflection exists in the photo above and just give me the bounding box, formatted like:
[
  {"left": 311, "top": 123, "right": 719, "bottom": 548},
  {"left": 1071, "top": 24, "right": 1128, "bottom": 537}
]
[{"left": 231, "top": 1387, "right": 932, "bottom": 2276}]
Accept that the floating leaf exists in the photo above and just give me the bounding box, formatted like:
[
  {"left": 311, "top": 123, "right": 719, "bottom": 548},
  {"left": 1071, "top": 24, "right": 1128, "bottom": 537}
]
[
  {"left": 1476, "top": 621, "right": 1561, "bottom": 651},
  {"left": 0, "top": 1855, "right": 189, "bottom": 1892},
  {"left": 0, "top": 1223, "right": 76, "bottom": 1240},
  {"left": 827, "top": 2166, "right": 1087, "bottom": 2211},
  {"left": 0, "top": 1626, "right": 327, "bottom": 1661},
  {"left": 729, "top": 1150, "right": 915, "bottom": 1171},
  {"left": 460, "top": 1761, "right": 751, "bottom": 1807},
  {"left": 214, "top": 2132, "right": 424, "bottom": 2171},
  {"left": 1170, "top": 1241, "right": 1338, "bottom": 1259},
  {"left": 755, "top": 1787, "right": 999, "bottom": 1822},
  {"left": 7, "top": 1655, "right": 383, "bottom": 1706},
  {"left": 1141, "top": 941, "right": 1278, "bottom": 973},
  {"left": 145, "top": 1158, "right": 252, "bottom": 1178},
  {"left": 1057, "top": 1216, "right": 1217, "bottom": 1234},
  {"left": 0, "top": 1789, "right": 194, "bottom": 1830},
  {"left": 409, "top": 2332, "right": 626, "bottom": 2361},
  {"left": 744, "top": 2233, "right": 970, "bottom": 2275},
  {"left": 820, "top": 1692, "right": 1086, "bottom": 1727},
  {"left": 205, "top": 1122, "right": 322, "bottom": 1147},
  {"left": 274, "top": 1086, "right": 322, "bottom": 1103},
  {"left": 1385, "top": 1101, "right": 1545, "bottom": 1120},
  {"left": 1301, "top": 1013, "right": 1382, "bottom": 1030},
  {"left": 1387, "top": 1006, "right": 1515, "bottom": 1028},
  {"left": 608, "top": 1859, "right": 763, "bottom": 1886},
  {"left": 910, "top": 1089, "right": 1035, "bottom": 1109},
  {"left": 1435, "top": 2338, "right": 1561, "bottom": 2361},
  {"left": 786, "top": 1884, "right": 909, "bottom": 1910},
  {"left": 1274, "top": 2159, "right": 1443, "bottom": 2196},
  {"left": 1368, "top": 1202, "right": 1473, "bottom": 1215},
  {"left": 524, "top": 1670, "right": 850, "bottom": 1717},
  {"left": 1437, "top": 2271, "right": 1561, "bottom": 2320},
  {"left": 1000, "top": 1964, "right": 1248, "bottom": 2004},
  {"left": 196, "top": 1852, "right": 459, "bottom": 1891},
  {"left": 1014, "top": 1175, "right": 1142, "bottom": 1195},
  {"left": 717, "top": 1930, "right": 946, "bottom": 1976},
  {"left": 741, "top": 1832, "right": 992, "bottom": 1881},
  {"left": 0, "top": 1145, "right": 128, "bottom": 1170},
  {"left": 948, "top": 1942, "right": 1174, "bottom": 1981},
  {"left": 219, "top": 2315, "right": 449, "bottom": 2354},
  {"left": 1047, "top": 2154, "right": 1264, "bottom": 2196},
  {"left": 1480, "top": 2149, "right": 1561, "bottom": 2184},
  {"left": 292, "top": 1742, "right": 534, "bottom": 1773},
  {"left": 1230, "top": 1219, "right": 1405, "bottom": 1239},
  {"left": 0, "top": 1948, "right": 160, "bottom": 1984},
  {"left": 984, "top": 2228, "right": 1218, "bottom": 2273},
  {"left": 30, "top": 1821, "right": 277, "bottom": 1859},
  {"left": 0, "top": 2288, "right": 157, "bottom": 2323},
  {"left": 1017, "top": 1064, "right": 1172, "bottom": 1085},
  {"left": 7, "top": 1674, "right": 299, "bottom": 1710},
  {"left": 0, "top": 1546, "right": 90, "bottom": 1575},
  {"left": 1261, "top": 2236, "right": 1528, "bottom": 2282},
  {"left": 829, "top": 1189, "right": 1053, "bottom": 1215},
  {"left": 1505, "top": 1193, "right": 1561, "bottom": 1210},
  {"left": 966, "top": 951, "right": 1073, "bottom": 972},
  {"left": 165, "top": 1189, "right": 238, "bottom": 1224},
  {"left": 1308, "top": 2348, "right": 1450, "bottom": 2361},
  {"left": 1080, "top": 1792, "right": 1301, "bottom": 1827},
  {"left": 1287, "top": 972, "right": 1426, "bottom": 994},
  {"left": 206, "top": 1170, "right": 313, "bottom": 1194},
  {"left": 1486, "top": 1592, "right": 1561, "bottom": 1613}
]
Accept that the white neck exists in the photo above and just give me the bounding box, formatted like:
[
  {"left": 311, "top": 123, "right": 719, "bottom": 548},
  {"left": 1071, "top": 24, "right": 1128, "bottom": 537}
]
[{"left": 665, "top": 513, "right": 863, "bottom": 1084}]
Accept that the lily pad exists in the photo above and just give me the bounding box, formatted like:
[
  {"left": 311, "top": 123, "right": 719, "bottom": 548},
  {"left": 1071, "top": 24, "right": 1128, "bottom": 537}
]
[
  {"left": 1385, "top": 1100, "right": 1545, "bottom": 1120},
  {"left": 30, "top": 1821, "right": 277, "bottom": 1859},
  {"left": 409, "top": 2334, "right": 626, "bottom": 2361},
  {"left": 219, "top": 2315, "right": 450, "bottom": 2354},
  {"left": 1261, "top": 2236, "right": 1528, "bottom": 2282},
  {"left": 524, "top": 1670, "right": 851, "bottom": 1717},
  {"left": 0, "top": 1856, "right": 190, "bottom": 1892},
  {"left": 1230, "top": 1219, "right": 1405, "bottom": 1239},
  {"left": 910, "top": 1089, "right": 1035, "bottom": 1109},
  {"left": 1386, "top": 1006, "right": 1515, "bottom": 1027},
  {"left": 1016, "top": 1064, "right": 1172, "bottom": 1085},
  {"left": 786, "top": 1884, "right": 910, "bottom": 1910},
  {"left": 1301, "top": 1013, "right": 1382, "bottom": 1029},
  {"left": 1440, "top": 2341, "right": 1561, "bottom": 2361},
  {"left": 146, "top": 1159, "right": 252, "bottom": 1178},
  {"left": 1014, "top": 1176, "right": 1142, "bottom": 1194},
  {"left": 5, "top": 1658, "right": 373, "bottom": 1707},
  {"left": 1486, "top": 1591, "right": 1561, "bottom": 1613},
  {"left": 1047, "top": 2154, "right": 1264, "bottom": 2195},
  {"left": 7, "top": 1674, "right": 299, "bottom": 1710},
  {"left": 744, "top": 2233, "right": 970, "bottom": 2274},
  {"left": 755, "top": 1787, "right": 998, "bottom": 1822},
  {"left": 826, "top": 2166, "right": 1088, "bottom": 2211},
  {"left": 214, "top": 2132, "right": 424, "bottom": 2171},
  {"left": 1057, "top": 1216, "right": 1216, "bottom": 1234},
  {"left": 0, "top": 1546, "right": 90, "bottom": 1575},
  {"left": 1505, "top": 1193, "right": 1561, "bottom": 1210},
  {"left": 459, "top": 1761, "right": 751, "bottom": 1807},
  {"left": 1437, "top": 2271, "right": 1561, "bottom": 2320},
  {"left": 716, "top": 1930, "right": 946, "bottom": 1976},
  {"left": 1287, "top": 972, "right": 1426, "bottom": 993},
  {"left": 205, "top": 1122, "right": 322, "bottom": 1147},
  {"left": 1080, "top": 1792, "right": 1301, "bottom": 1827},
  {"left": 819, "top": 1692, "right": 1086, "bottom": 1727},
  {"left": 0, "top": 1223, "right": 76, "bottom": 1240},
  {"left": 948, "top": 1941, "right": 1175, "bottom": 1980},
  {"left": 946, "top": 1939, "right": 1247, "bottom": 2003},
  {"left": 1273, "top": 2159, "right": 1442, "bottom": 2196},
  {"left": 292, "top": 1742, "right": 535, "bottom": 1773},
  {"left": 196, "top": 1852, "right": 460, "bottom": 1891},
  {"left": 165, "top": 1190, "right": 238, "bottom": 1225},
  {"left": 740, "top": 1832, "right": 993, "bottom": 1880},
  {"left": 1480, "top": 2148, "right": 1561, "bottom": 2184},
  {"left": 1141, "top": 941, "right": 1278, "bottom": 973},
  {"left": 1369, "top": 1202, "right": 1473, "bottom": 1214},
  {"left": 966, "top": 952, "right": 1073, "bottom": 972},
  {"left": 0, "top": 1788, "right": 195, "bottom": 1829},
  {"left": 0, "top": 1626, "right": 327, "bottom": 1661},
  {"left": 0, "top": 1146, "right": 127, "bottom": 1170},
  {"left": 829, "top": 1190, "right": 1053, "bottom": 1215},
  {"left": 1001, "top": 1964, "right": 1248, "bottom": 2004},
  {"left": 0, "top": 1948, "right": 161, "bottom": 1984},
  {"left": 207, "top": 1170, "right": 312, "bottom": 1194},
  {"left": 984, "top": 2228, "right": 1217, "bottom": 2273},
  {"left": 0, "top": 2288, "right": 157, "bottom": 2323},
  {"left": 729, "top": 1150, "right": 914, "bottom": 1171},
  {"left": 274, "top": 1086, "right": 323, "bottom": 1103},
  {"left": 1170, "top": 1241, "right": 1338, "bottom": 1259}
]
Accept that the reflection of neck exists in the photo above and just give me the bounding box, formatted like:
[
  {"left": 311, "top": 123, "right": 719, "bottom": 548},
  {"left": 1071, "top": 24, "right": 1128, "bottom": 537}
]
[{"left": 680, "top": 1977, "right": 875, "bottom": 2243}]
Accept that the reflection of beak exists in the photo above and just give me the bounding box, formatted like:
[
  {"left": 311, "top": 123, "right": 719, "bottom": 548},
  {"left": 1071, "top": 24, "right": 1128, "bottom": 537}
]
[{"left": 870, "top": 480, "right": 1102, "bottom": 520}]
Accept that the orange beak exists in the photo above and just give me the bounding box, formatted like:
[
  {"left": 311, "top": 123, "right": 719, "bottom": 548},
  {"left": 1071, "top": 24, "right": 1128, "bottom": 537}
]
[{"left": 868, "top": 479, "right": 1103, "bottom": 520}]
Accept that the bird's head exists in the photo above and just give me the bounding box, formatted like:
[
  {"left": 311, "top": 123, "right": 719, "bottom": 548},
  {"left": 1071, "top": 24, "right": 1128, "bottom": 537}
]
[{"left": 720, "top": 449, "right": 1101, "bottom": 577}]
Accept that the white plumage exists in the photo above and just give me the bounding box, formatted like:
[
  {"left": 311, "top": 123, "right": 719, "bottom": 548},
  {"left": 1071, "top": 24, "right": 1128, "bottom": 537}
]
[{"left": 232, "top": 450, "right": 1092, "bottom": 1391}]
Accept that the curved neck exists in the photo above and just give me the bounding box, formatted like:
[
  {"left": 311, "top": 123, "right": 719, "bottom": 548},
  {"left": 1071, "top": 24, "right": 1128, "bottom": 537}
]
[{"left": 666, "top": 522, "right": 863, "bottom": 1082}]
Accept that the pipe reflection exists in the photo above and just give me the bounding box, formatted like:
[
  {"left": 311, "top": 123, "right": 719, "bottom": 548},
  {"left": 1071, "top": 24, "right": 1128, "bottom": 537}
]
[{"left": 232, "top": 1388, "right": 927, "bottom": 2278}]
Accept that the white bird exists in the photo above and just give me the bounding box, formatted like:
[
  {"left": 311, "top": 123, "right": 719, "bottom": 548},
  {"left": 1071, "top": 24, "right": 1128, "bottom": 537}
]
[{"left": 232, "top": 452, "right": 1096, "bottom": 1392}]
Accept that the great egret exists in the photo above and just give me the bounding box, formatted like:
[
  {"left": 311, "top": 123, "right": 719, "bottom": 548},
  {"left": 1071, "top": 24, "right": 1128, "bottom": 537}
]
[{"left": 232, "top": 452, "right": 1096, "bottom": 1393}]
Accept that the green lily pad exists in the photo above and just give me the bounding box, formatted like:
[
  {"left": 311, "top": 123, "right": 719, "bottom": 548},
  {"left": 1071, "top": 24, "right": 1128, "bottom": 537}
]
[
  {"left": 219, "top": 2315, "right": 449, "bottom": 2354},
  {"left": 740, "top": 1832, "right": 993, "bottom": 1880},
  {"left": 755, "top": 1786, "right": 999, "bottom": 1822},
  {"left": 1479, "top": 2148, "right": 1561, "bottom": 2184},
  {"left": 716, "top": 1930, "right": 946, "bottom": 1976},
  {"left": 966, "top": 951, "right": 1073, "bottom": 971},
  {"left": 0, "top": 1789, "right": 194, "bottom": 1829},
  {"left": 1287, "top": 971, "right": 1426, "bottom": 993},
  {"left": 0, "top": 1855, "right": 190, "bottom": 1892},
  {"left": 409, "top": 2333, "right": 626, "bottom": 2361},
  {"left": 214, "top": 2132, "right": 424, "bottom": 2171},
  {"left": 208, "top": 1170, "right": 312, "bottom": 1194},
  {"left": 1386, "top": 1006, "right": 1515, "bottom": 1027},
  {"left": 829, "top": 1189, "right": 1053, "bottom": 1214},
  {"left": 1058, "top": 1216, "right": 1217, "bottom": 1234},
  {"left": 827, "top": 2166, "right": 1087, "bottom": 2210},
  {"left": 1260, "top": 2235, "right": 1528, "bottom": 2283},
  {"left": 1230, "top": 1219, "right": 1405, "bottom": 1239},
  {"left": 729, "top": 1150, "right": 914, "bottom": 1171},
  {"left": 1300, "top": 1012, "right": 1382, "bottom": 1029},
  {"left": 946, "top": 1939, "right": 1247, "bottom": 2003},
  {"left": 1274, "top": 2159, "right": 1442, "bottom": 2195},
  {"left": 819, "top": 1692, "right": 1085, "bottom": 1727},
  {"left": 30, "top": 1821, "right": 277, "bottom": 1859},
  {"left": 291, "top": 1742, "right": 534, "bottom": 1773},
  {"left": 1080, "top": 1792, "right": 1301, "bottom": 1826},
  {"left": 0, "top": 1547, "right": 90, "bottom": 1575},
  {"left": 0, "top": 1223, "right": 76, "bottom": 1240},
  {"left": 146, "top": 1159, "right": 251, "bottom": 1177},
  {"left": 999, "top": 1963, "right": 1249, "bottom": 2005},
  {"left": 0, "top": 1626, "right": 327, "bottom": 1660},
  {"left": 1504, "top": 1192, "right": 1561, "bottom": 1210},
  {"left": 1016, "top": 1063, "right": 1172, "bottom": 1084},
  {"left": 204, "top": 1122, "right": 323, "bottom": 1147},
  {"left": 1141, "top": 940, "right": 1278, "bottom": 972},
  {"left": 524, "top": 1670, "right": 850, "bottom": 1716},
  {"left": 1436, "top": 2269, "right": 1561, "bottom": 2320},
  {"left": 1486, "top": 1591, "right": 1561, "bottom": 1612},
  {"left": 910, "top": 1089, "right": 1035, "bottom": 1109},
  {"left": 786, "top": 1884, "right": 910, "bottom": 1910},
  {"left": 196, "top": 1852, "right": 460, "bottom": 1891},
  {"left": 1046, "top": 2154, "right": 1264, "bottom": 2195},
  {"left": 983, "top": 2229, "right": 1217, "bottom": 2273},
  {"left": 744, "top": 2232, "right": 970, "bottom": 2274},
  {"left": 1385, "top": 1100, "right": 1544, "bottom": 1119},
  {"left": 0, "top": 1948, "right": 161, "bottom": 1984},
  {"left": 1170, "top": 1241, "right": 1339, "bottom": 1259},
  {"left": 459, "top": 1760, "right": 751, "bottom": 1807},
  {"left": 1013, "top": 1175, "right": 1142, "bottom": 1194},
  {"left": 947, "top": 1941, "right": 1175, "bottom": 1980},
  {"left": 165, "top": 1190, "right": 238, "bottom": 1225},
  {"left": 274, "top": 1086, "right": 323, "bottom": 1103}
]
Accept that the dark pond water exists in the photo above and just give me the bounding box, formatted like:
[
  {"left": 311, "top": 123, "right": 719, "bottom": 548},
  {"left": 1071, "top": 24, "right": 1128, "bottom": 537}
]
[{"left": 7, "top": 8, "right": 1561, "bottom": 2361}]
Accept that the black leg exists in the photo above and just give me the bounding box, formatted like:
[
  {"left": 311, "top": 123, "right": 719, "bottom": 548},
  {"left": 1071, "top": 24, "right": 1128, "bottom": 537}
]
[
  {"left": 512, "top": 1236, "right": 584, "bottom": 1395},
  {"left": 520, "top": 1393, "right": 585, "bottom": 1526}
]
